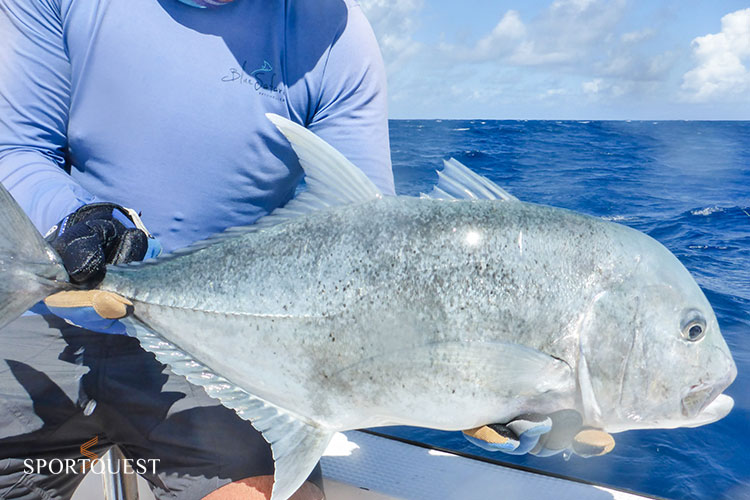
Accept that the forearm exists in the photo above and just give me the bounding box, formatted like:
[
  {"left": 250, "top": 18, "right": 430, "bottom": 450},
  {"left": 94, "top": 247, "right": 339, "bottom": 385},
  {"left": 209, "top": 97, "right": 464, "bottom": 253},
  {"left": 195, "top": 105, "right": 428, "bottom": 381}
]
[
  {"left": 0, "top": 0, "right": 94, "bottom": 233},
  {"left": 0, "top": 149, "right": 95, "bottom": 233}
]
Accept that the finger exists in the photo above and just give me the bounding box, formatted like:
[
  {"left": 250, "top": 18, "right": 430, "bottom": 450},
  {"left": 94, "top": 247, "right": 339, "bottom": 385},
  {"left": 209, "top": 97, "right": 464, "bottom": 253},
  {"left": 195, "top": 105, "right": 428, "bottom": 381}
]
[
  {"left": 530, "top": 409, "right": 583, "bottom": 456},
  {"left": 45, "top": 291, "right": 133, "bottom": 319},
  {"left": 144, "top": 237, "right": 163, "bottom": 259},
  {"left": 464, "top": 414, "right": 555, "bottom": 455},
  {"left": 463, "top": 425, "right": 520, "bottom": 452},
  {"left": 91, "top": 291, "right": 134, "bottom": 319},
  {"left": 51, "top": 222, "right": 107, "bottom": 284},
  {"left": 506, "top": 414, "right": 552, "bottom": 437},
  {"left": 88, "top": 218, "right": 146, "bottom": 265},
  {"left": 107, "top": 227, "right": 148, "bottom": 265},
  {"left": 497, "top": 415, "right": 551, "bottom": 455},
  {"left": 572, "top": 429, "right": 615, "bottom": 457},
  {"left": 501, "top": 432, "right": 543, "bottom": 455},
  {"left": 46, "top": 305, "right": 128, "bottom": 334}
]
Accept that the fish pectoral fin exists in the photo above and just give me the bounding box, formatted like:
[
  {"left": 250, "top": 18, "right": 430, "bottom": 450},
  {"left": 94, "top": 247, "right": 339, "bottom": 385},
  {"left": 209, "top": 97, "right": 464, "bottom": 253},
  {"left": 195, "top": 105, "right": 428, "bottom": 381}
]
[
  {"left": 121, "top": 317, "right": 333, "bottom": 500},
  {"left": 421, "top": 158, "right": 519, "bottom": 202},
  {"left": 334, "top": 341, "right": 574, "bottom": 398}
]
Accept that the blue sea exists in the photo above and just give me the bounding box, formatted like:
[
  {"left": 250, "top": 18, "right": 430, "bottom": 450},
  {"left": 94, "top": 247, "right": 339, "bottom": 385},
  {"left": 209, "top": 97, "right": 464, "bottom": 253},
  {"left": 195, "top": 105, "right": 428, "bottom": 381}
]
[{"left": 378, "top": 120, "right": 750, "bottom": 500}]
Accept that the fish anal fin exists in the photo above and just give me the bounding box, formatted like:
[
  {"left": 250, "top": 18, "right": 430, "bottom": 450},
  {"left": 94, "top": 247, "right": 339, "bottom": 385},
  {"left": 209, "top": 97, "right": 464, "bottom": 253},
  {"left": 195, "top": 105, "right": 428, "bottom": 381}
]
[
  {"left": 122, "top": 318, "right": 334, "bottom": 500},
  {"left": 263, "top": 417, "right": 333, "bottom": 500}
]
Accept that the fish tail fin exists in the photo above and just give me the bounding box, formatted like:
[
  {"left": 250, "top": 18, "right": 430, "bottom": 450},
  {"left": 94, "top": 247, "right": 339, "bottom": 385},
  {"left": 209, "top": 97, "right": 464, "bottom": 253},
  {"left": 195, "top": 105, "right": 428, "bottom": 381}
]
[{"left": 0, "top": 183, "right": 70, "bottom": 330}]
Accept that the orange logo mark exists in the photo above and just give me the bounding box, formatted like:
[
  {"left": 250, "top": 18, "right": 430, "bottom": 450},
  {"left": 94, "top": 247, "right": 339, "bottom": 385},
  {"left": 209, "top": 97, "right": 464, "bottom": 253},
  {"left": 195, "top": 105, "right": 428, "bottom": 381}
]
[{"left": 79, "top": 436, "right": 99, "bottom": 472}]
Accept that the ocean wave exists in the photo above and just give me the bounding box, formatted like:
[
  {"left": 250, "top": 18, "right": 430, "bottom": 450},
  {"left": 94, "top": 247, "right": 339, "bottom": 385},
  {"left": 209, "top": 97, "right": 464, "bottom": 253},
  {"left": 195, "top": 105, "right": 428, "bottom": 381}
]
[
  {"left": 688, "top": 245, "right": 729, "bottom": 250},
  {"left": 690, "top": 206, "right": 725, "bottom": 216},
  {"left": 601, "top": 215, "right": 634, "bottom": 222}
]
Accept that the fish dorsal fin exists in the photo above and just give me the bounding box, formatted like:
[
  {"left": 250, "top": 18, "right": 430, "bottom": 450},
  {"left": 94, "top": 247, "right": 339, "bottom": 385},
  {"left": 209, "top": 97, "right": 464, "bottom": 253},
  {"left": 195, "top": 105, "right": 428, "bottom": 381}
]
[
  {"left": 123, "top": 318, "right": 334, "bottom": 500},
  {"left": 421, "top": 158, "right": 519, "bottom": 202},
  {"left": 256, "top": 113, "right": 383, "bottom": 231},
  {"left": 117, "top": 114, "right": 384, "bottom": 266}
]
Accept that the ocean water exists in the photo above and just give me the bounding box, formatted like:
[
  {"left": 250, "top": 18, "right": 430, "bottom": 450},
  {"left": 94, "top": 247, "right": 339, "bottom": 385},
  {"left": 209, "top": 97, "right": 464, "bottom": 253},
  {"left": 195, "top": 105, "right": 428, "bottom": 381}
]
[{"left": 379, "top": 120, "right": 750, "bottom": 500}]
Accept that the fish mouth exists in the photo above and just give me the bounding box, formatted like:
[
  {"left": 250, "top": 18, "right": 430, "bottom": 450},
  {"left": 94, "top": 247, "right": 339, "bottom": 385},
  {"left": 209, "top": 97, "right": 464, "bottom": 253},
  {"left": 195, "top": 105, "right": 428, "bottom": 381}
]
[
  {"left": 679, "top": 393, "right": 734, "bottom": 428},
  {"left": 681, "top": 383, "right": 719, "bottom": 418},
  {"left": 605, "top": 393, "right": 735, "bottom": 433},
  {"left": 605, "top": 362, "right": 736, "bottom": 433},
  {"left": 680, "top": 362, "right": 736, "bottom": 424},
  {"left": 681, "top": 350, "right": 738, "bottom": 419}
]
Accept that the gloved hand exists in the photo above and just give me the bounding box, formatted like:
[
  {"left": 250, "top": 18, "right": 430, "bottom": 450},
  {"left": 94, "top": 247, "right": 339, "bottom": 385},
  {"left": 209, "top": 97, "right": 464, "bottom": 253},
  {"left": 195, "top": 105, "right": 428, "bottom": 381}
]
[
  {"left": 463, "top": 410, "right": 615, "bottom": 458},
  {"left": 463, "top": 414, "right": 553, "bottom": 455},
  {"left": 42, "top": 203, "right": 160, "bottom": 334}
]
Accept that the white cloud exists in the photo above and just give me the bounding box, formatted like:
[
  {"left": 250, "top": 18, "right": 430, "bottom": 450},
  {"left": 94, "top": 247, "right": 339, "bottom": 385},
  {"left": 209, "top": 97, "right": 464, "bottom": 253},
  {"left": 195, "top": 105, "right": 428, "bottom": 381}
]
[
  {"left": 621, "top": 28, "right": 656, "bottom": 44},
  {"left": 525, "top": 0, "right": 626, "bottom": 63},
  {"left": 541, "top": 88, "right": 569, "bottom": 99},
  {"left": 359, "top": 0, "right": 739, "bottom": 118},
  {"left": 429, "top": 0, "right": 680, "bottom": 108},
  {"left": 682, "top": 8, "right": 750, "bottom": 102},
  {"left": 474, "top": 11, "right": 526, "bottom": 59},
  {"left": 583, "top": 78, "right": 605, "bottom": 94},
  {"left": 598, "top": 50, "right": 677, "bottom": 82},
  {"left": 436, "top": 10, "right": 526, "bottom": 62},
  {"left": 582, "top": 78, "right": 630, "bottom": 98},
  {"left": 359, "top": 0, "right": 424, "bottom": 74},
  {"left": 440, "top": 0, "right": 627, "bottom": 67}
]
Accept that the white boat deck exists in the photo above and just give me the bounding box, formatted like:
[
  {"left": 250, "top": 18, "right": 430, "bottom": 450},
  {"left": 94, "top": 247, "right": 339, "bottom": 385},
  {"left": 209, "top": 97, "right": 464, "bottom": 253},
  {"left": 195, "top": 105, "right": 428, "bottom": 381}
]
[
  {"left": 320, "top": 431, "right": 653, "bottom": 500},
  {"left": 73, "top": 430, "right": 655, "bottom": 500}
]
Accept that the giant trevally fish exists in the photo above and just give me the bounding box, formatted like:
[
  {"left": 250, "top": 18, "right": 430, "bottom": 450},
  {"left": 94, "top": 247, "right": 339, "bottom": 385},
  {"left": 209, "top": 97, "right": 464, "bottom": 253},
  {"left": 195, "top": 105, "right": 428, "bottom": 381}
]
[{"left": 0, "top": 114, "right": 737, "bottom": 499}]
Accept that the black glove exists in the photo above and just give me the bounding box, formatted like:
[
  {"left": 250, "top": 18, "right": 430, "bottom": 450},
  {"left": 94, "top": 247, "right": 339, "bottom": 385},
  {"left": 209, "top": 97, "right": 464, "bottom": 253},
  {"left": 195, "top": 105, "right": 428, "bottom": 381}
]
[{"left": 46, "top": 203, "right": 149, "bottom": 285}]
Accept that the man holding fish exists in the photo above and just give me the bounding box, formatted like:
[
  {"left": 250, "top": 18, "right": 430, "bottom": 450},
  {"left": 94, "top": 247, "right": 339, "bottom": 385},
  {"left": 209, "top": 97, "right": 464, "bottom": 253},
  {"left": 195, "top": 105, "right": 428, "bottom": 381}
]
[
  {"left": 3, "top": 0, "right": 727, "bottom": 499},
  {"left": 0, "top": 0, "right": 566, "bottom": 498},
  {"left": 0, "top": 0, "right": 391, "bottom": 498}
]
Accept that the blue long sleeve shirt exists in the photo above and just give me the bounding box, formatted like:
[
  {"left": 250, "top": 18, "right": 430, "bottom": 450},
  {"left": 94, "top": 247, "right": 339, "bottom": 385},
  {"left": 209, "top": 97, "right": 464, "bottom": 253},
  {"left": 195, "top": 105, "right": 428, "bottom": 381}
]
[{"left": 0, "top": 0, "right": 394, "bottom": 253}]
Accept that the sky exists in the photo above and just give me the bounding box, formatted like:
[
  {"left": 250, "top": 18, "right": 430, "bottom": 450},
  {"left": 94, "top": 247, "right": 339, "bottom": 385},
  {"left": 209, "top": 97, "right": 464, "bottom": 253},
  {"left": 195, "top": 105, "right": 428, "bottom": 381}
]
[{"left": 358, "top": 0, "right": 750, "bottom": 119}]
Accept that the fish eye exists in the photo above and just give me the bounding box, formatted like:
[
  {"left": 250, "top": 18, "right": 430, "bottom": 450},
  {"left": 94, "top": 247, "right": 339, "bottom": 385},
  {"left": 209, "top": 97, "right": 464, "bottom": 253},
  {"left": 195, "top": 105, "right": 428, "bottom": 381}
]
[{"left": 681, "top": 316, "right": 707, "bottom": 342}]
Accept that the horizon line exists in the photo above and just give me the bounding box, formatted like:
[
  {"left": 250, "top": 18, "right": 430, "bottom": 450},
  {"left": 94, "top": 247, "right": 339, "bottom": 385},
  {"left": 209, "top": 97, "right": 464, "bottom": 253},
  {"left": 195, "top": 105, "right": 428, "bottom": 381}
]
[{"left": 387, "top": 118, "right": 750, "bottom": 122}]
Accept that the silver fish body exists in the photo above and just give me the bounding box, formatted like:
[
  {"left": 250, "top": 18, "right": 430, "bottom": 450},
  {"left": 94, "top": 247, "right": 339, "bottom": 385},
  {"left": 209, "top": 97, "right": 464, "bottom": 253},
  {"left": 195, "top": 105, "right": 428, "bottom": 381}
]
[
  {"left": 103, "top": 198, "right": 614, "bottom": 431},
  {"left": 0, "top": 115, "right": 736, "bottom": 499},
  {"left": 101, "top": 191, "right": 735, "bottom": 434}
]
